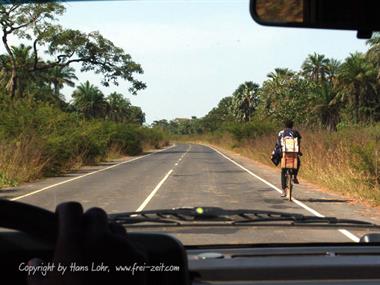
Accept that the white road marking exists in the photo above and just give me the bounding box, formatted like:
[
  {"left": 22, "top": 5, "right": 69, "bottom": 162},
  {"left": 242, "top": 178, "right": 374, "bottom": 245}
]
[
  {"left": 173, "top": 144, "right": 191, "bottom": 168},
  {"left": 206, "top": 144, "right": 360, "bottom": 243},
  {"left": 136, "top": 144, "right": 192, "bottom": 211},
  {"left": 136, "top": 169, "right": 174, "bottom": 212},
  {"left": 292, "top": 199, "right": 324, "bottom": 217},
  {"left": 338, "top": 229, "right": 360, "bottom": 242},
  {"left": 11, "top": 145, "right": 176, "bottom": 201}
]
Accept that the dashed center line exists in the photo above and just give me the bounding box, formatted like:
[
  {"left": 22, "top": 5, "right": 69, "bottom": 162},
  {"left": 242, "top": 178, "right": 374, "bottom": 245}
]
[
  {"left": 136, "top": 169, "right": 174, "bottom": 212},
  {"left": 136, "top": 144, "right": 192, "bottom": 211},
  {"left": 174, "top": 144, "right": 191, "bottom": 167}
]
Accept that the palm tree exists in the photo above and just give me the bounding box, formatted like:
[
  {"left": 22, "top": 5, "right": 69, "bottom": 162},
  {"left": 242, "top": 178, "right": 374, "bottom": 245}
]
[
  {"left": 72, "top": 81, "right": 109, "bottom": 119},
  {"left": 307, "top": 58, "right": 342, "bottom": 131},
  {"left": 127, "top": 106, "right": 145, "bottom": 125},
  {"left": 230, "top": 81, "right": 260, "bottom": 122},
  {"left": 337, "top": 52, "right": 378, "bottom": 123},
  {"left": 106, "top": 92, "right": 131, "bottom": 122},
  {"left": 0, "top": 44, "right": 36, "bottom": 98},
  {"left": 367, "top": 32, "right": 380, "bottom": 79},
  {"left": 46, "top": 66, "right": 78, "bottom": 99},
  {"left": 325, "top": 59, "right": 341, "bottom": 83},
  {"left": 261, "top": 68, "right": 295, "bottom": 115},
  {"left": 267, "top": 68, "right": 294, "bottom": 80},
  {"left": 311, "top": 84, "right": 341, "bottom": 131},
  {"left": 302, "top": 53, "right": 330, "bottom": 83}
]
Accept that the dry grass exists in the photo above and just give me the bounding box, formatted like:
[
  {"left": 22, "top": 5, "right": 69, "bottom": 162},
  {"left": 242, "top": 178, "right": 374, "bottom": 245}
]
[
  {"left": 176, "top": 127, "right": 380, "bottom": 206},
  {"left": 142, "top": 139, "right": 170, "bottom": 153},
  {"left": 0, "top": 136, "right": 169, "bottom": 189},
  {"left": 0, "top": 137, "right": 49, "bottom": 187},
  {"left": 105, "top": 144, "right": 124, "bottom": 160}
]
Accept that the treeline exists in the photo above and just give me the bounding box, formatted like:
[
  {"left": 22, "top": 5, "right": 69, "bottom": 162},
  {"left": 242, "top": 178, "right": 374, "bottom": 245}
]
[
  {"left": 155, "top": 33, "right": 380, "bottom": 135},
  {"left": 0, "top": 3, "right": 167, "bottom": 187},
  {"left": 162, "top": 34, "right": 380, "bottom": 205},
  {"left": 0, "top": 43, "right": 145, "bottom": 124}
]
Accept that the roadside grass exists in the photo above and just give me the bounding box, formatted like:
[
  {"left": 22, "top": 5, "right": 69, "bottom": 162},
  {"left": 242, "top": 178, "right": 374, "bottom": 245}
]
[
  {"left": 175, "top": 124, "right": 380, "bottom": 206},
  {"left": 0, "top": 100, "right": 169, "bottom": 189},
  {"left": 0, "top": 136, "right": 47, "bottom": 187}
]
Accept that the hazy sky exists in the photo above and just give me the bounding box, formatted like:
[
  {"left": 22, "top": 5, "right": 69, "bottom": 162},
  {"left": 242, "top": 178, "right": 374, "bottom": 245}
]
[{"left": 57, "top": 0, "right": 368, "bottom": 123}]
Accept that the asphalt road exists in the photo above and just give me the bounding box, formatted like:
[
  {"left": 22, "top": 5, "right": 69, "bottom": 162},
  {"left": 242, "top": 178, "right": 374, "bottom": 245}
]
[{"left": 3, "top": 143, "right": 379, "bottom": 245}]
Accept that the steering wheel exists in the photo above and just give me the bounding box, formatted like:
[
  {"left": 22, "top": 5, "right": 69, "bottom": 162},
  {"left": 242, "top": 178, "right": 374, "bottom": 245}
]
[
  {"left": 0, "top": 199, "right": 190, "bottom": 285},
  {"left": 0, "top": 199, "right": 57, "bottom": 242}
]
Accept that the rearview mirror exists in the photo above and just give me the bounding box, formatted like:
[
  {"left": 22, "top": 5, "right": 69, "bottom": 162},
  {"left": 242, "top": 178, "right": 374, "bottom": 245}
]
[{"left": 250, "top": 0, "right": 380, "bottom": 39}]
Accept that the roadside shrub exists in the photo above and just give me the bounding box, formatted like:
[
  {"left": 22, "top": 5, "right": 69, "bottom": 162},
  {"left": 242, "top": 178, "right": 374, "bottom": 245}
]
[
  {"left": 0, "top": 99, "right": 168, "bottom": 187},
  {"left": 222, "top": 120, "right": 277, "bottom": 142},
  {"left": 141, "top": 127, "right": 169, "bottom": 149},
  {"left": 109, "top": 124, "right": 144, "bottom": 155}
]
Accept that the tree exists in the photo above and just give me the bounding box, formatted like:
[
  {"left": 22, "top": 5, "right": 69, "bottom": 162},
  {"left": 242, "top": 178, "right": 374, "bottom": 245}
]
[
  {"left": 0, "top": 44, "right": 77, "bottom": 105},
  {"left": 326, "top": 58, "right": 341, "bottom": 83},
  {"left": 307, "top": 58, "right": 342, "bottom": 131},
  {"left": 127, "top": 106, "right": 145, "bottom": 125},
  {"left": 337, "top": 52, "right": 378, "bottom": 123},
  {"left": 301, "top": 53, "right": 330, "bottom": 83},
  {"left": 106, "top": 92, "right": 131, "bottom": 122},
  {"left": 46, "top": 66, "right": 77, "bottom": 99},
  {"left": 260, "top": 72, "right": 312, "bottom": 124},
  {"left": 0, "top": 44, "right": 37, "bottom": 97},
  {"left": 367, "top": 32, "right": 380, "bottom": 79},
  {"left": 202, "top": 96, "right": 233, "bottom": 131},
  {"left": 267, "top": 68, "right": 295, "bottom": 80},
  {"left": 151, "top": 119, "right": 170, "bottom": 130},
  {"left": 230, "top": 82, "right": 260, "bottom": 122},
  {"left": 261, "top": 68, "right": 295, "bottom": 114},
  {"left": 72, "top": 81, "right": 108, "bottom": 119},
  {"left": 0, "top": 3, "right": 146, "bottom": 98},
  {"left": 309, "top": 83, "right": 341, "bottom": 131}
]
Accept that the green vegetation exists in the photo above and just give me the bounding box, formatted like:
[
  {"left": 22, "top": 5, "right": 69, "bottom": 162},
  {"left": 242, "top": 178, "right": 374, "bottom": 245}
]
[
  {"left": 0, "top": 97, "right": 168, "bottom": 187},
  {"left": 165, "top": 33, "right": 380, "bottom": 205},
  {"left": 0, "top": 3, "right": 167, "bottom": 188}
]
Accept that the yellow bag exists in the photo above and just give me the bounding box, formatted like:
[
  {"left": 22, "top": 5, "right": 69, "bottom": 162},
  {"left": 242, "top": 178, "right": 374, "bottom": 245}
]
[{"left": 281, "top": 137, "right": 299, "bottom": 153}]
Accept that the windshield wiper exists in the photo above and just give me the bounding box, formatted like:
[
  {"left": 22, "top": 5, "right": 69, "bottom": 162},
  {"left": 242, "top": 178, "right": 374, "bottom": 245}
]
[{"left": 108, "top": 207, "right": 380, "bottom": 229}]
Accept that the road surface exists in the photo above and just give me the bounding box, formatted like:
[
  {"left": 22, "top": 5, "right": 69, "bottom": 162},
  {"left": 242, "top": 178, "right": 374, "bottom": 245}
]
[{"left": 2, "top": 143, "right": 379, "bottom": 245}]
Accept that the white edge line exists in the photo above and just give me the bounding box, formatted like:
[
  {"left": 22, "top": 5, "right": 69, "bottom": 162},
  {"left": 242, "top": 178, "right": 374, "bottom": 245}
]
[
  {"left": 136, "top": 169, "right": 174, "bottom": 212},
  {"left": 338, "top": 229, "right": 360, "bottom": 242},
  {"left": 205, "top": 144, "right": 360, "bottom": 243},
  {"left": 10, "top": 145, "right": 176, "bottom": 201}
]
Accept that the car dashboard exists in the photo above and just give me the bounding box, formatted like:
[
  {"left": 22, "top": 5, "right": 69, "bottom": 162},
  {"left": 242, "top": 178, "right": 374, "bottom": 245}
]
[
  {"left": 188, "top": 244, "right": 380, "bottom": 285},
  {"left": 2, "top": 231, "right": 380, "bottom": 285}
]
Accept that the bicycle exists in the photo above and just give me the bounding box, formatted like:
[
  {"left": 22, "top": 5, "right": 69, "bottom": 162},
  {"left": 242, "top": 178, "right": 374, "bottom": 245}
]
[
  {"left": 279, "top": 137, "right": 299, "bottom": 201},
  {"left": 283, "top": 168, "right": 295, "bottom": 201}
]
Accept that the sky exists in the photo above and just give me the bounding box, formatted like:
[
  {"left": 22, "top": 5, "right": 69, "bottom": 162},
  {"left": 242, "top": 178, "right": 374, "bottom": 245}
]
[{"left": 55, "top": 0, "right": 368, "bottom": 124}]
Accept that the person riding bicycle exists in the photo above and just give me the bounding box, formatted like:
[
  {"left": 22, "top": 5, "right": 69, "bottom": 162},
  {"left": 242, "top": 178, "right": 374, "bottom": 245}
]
[{"left": 271, "top": 119, "right": 302, "bottom": 197}]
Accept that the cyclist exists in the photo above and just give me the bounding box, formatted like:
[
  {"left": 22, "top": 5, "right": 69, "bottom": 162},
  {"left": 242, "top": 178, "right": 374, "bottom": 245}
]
[{"left": 273, "top": 119, "right": 302, "bottom": 197}]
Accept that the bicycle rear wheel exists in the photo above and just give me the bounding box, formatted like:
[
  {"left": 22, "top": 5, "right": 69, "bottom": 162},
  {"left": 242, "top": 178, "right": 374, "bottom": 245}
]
[{"left": 286, "top": 170, "right": 293, "bottom": 201}]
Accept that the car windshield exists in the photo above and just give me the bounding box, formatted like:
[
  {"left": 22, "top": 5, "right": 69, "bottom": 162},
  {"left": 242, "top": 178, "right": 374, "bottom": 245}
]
[{"left": 0, "top": 0, "right": 379, "bottom": 246}]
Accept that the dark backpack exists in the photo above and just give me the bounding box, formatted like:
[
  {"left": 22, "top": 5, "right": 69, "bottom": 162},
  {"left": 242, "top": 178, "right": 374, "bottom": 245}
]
[{"left": 271, "top": 144, "right": 282, "bottom": 166}]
